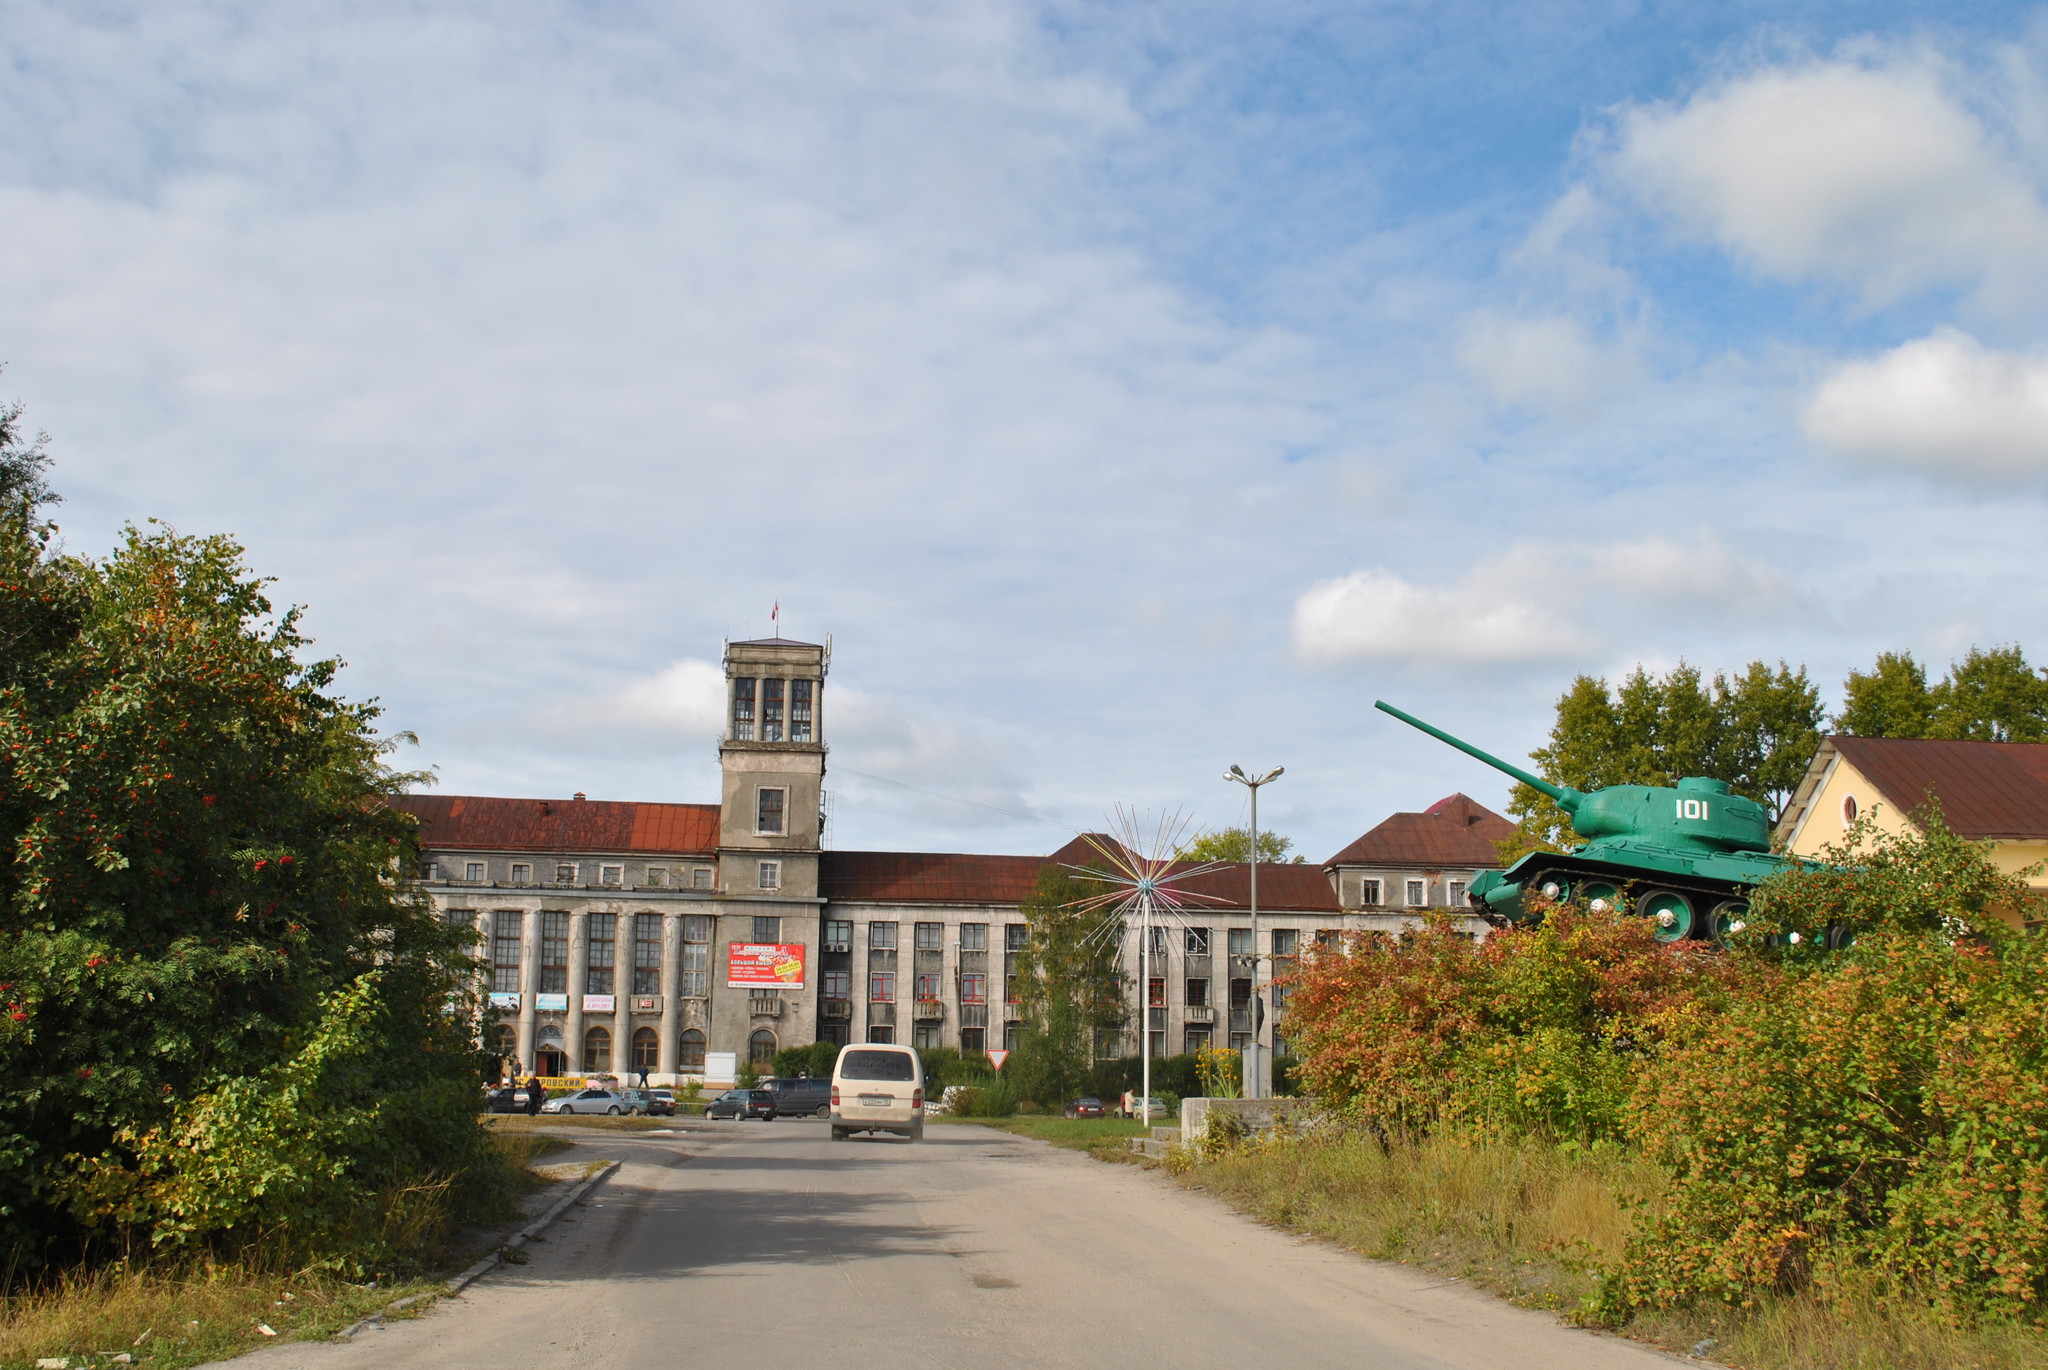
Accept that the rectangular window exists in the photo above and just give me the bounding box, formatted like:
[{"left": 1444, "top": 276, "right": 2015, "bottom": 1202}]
[
  {"left": 1227, "top": 927, "right": 1252, "bottom": 956},
  {"left": 1004, "top": 975, "right": 1020, "bottom": 1004},
  {"left": 913, "top": 1021, "right": 942, "bottom": 1048},
  {"left": 869, "top": 922, "right": 898, "bottom": 950},
  {"left": 1406, "top": 879, "right": 1427, "bottom": 906},
  {"left": 1149, "top": 1031, "right": 1167, "bottom": 1059},
  {"left": 1146, "top": 926, "right": 1169, "bottom": 957},
  {"left": 510, "top": 862, "right": 531, "bottom": 885},
  {"left": 790, "top": 678, "right": 813, "bottom": 743},
  {"left": 1185, "top": 927, "right": 1210, "bottom": 955},
  {"left": 915, "top": 922, "right": 943, "bottom": 951},
  {"left": 1272, "top": 928, "right": 1298, "bottom": 957},
  {"left": 731, "top": 677, "right": 756, "bottom": 740},
  {"left": 586, "top": 912, "right": 616, "bottom": 996},
  {"left": 1004, "top": 1022, "right": 1019, "bottom": 1050},
  {"left": 758, "top": 861, "right": 781, "bottom": 891},
  {"left": 633, "top": 913, "right": 662, "bottom": 995},
  {"left": 681, "top": 915, "right": 711, "bottom": 997},
  {"left": 465, "top": 861, "right": 486, "bottom": 882},
  {"left": 1448, "top": 880, "right": 1467, "bottom": 906},
  {"left": 538, "top": 911, "right": 568, "bottom": 993},
  {"left": 1360, "top": 877, "right": 1382, "bottom": 906},
  {"left": 492, "top": 912, "right": 522, "bottom": 993},
  {"left": 870, "top": 972, "right": 896, "bottom": 1002},
  {"left": 600, "top": 864, "right": 623, "bottom": 887},
  {"left": 1186, "top": 978, "right": 1209, "bottom": 1006},
  {"left": 915, "top": 974, "right": 941, "bottom": 1001},
  {"left": 1148, "top": 977, "right": 1167, "bottom": 1008},
  {"left": 756, "top": 787, "right": 786, "bottom": 835},
  {"left": 960, "top": 922, "right": 987, "bottom": 951},
  {"left": 761, "top": 678, "right": 784, "bottom": 742},
  {"left": 961, "top": 1026, "right": 985, "bottom": 1053},
  {"left": 824, "top": 970, "right": 851, "bottom": 998},
  {"left": 1005, "top": 923, "right": 1029, "bottom": 951},
  {"left": 692, "top": 867, "right": 713, "bottom": 889},
  {"left": 1229, "top": 977, "right": 1251, "bottom": 1009},
  {"left": 421, "top": 859, "right": 440, "bottom": 880},
  {"left": 961, "top": 973, "right": 987, "bottom": 1003},
  {"left": 825, "top": 918, "right": 853, "bottom": 951},
  {"left": 645, "top": 867, "right": 668, "bottom": 887},
  {"left": 869, "top": 1025, "right": 895, "bottom": 1044},
  {"left": 555, "top": 862, "right": 576, "bottom": 883},
  {"left": 752, "top": 915, "right": 781, "bottom": 942}
]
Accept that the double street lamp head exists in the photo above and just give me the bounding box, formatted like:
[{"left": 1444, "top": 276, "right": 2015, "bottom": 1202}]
[{"left": 1224, "top": 764, "right": 1284, "bottom": 787}]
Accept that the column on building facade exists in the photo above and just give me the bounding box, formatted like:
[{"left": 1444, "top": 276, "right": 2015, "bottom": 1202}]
[
  {"left": 657, "top": 910, "right": 682, "bottom": 1078},
  {"left": 516, "top": 906, "right": 540, "bottom": 1074},
  {"left": 610, "top": 914, "right": 629, "bottom": 1084},
  {"left": 565, "top": 909, "right": 589, "bottom": 1075}
]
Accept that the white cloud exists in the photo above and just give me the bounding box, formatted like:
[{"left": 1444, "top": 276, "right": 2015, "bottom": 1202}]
[
  {"left": 1802, "top": 327, "right": 2048, "bottom": 479},
  {"left": 1293, "top": 535, "right": 1796, "bottom": 666},
  {"left": 1458, "top": 311, "right": 1639, "bottom": 420},
  {"left": 1609, "top": 56, "right": 2048, "bottom": 306},
  {"left": 610, "top": 659, "right": 729, "bottom": 736}
]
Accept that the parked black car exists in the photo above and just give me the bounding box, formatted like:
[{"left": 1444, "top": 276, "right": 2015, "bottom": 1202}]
[
  {"left": 762, "top": 1076, "right": 833, "bottom": 1118},
  {"left": 706, "top": 1088, "right": 779, "bottom": 1120},
  {"left": 483, "top": 1084, "right": 539, "bottom": 1114}
]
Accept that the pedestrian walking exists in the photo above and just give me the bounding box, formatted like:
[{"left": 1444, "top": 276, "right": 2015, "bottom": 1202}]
[
  {"left": 525, "top": 1073, "right": 544, "bottom": 1115},
  {"left": 637, "top": 1061, "right": 650, "bottom": 1088}
]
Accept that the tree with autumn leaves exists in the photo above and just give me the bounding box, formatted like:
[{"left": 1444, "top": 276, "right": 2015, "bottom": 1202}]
[{"left": 0, "top": 407, "right": 488, "bottom": 1271}]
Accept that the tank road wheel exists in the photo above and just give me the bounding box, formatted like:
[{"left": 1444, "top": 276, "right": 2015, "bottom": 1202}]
[
  {"left": 1709, "top": 900, "right": 1749, "bottom": 943},
  {"left": 1533, "top": 875, "right": 1571, "bottom": 905},
  {"left": 1581, "top": 880, "right": 1623, "bottom": 914},
  {"left": 1639, "top": 890, "right": 1696, "bottom": 943},
  {"left": 1825, "top": 923, "right": 1857, "bottom": 951}
]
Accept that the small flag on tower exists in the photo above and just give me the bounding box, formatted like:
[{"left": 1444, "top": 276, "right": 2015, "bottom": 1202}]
[{"left": 771, "top": 601, "right": 780, "bottom": 635}]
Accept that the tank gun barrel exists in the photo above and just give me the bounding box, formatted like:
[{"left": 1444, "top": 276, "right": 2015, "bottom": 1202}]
[{"left": 1373, "top": 700, "right": 1585, "bottom": 812}]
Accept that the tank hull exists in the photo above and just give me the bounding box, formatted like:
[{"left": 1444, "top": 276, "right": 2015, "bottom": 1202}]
[{"left": 1474, "top": 841, "right": 1815, "bottom": 942}]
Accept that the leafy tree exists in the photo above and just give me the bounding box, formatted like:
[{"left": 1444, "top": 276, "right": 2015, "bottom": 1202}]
[
  {"left": 0, "top": 429, "right": 486, "bottom": 1270},
  {"left": 1008, "top": 863, "right": 1127, "bottom": 1107},
  {"left": 1834, "top": 646, "right": 2048, "bottom": 744},
  {"left": 0, "top": 396, "right": 54, "bottom": 518},
  {"left": 1504, "top": 661, "right": 1822, "bottom": 854},
  {"left": 1175, "top": 827, "right": 1303, "bottom": 863}
]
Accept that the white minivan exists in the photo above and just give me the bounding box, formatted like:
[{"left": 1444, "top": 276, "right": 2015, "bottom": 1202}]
[{"left": 830, "top": 1042, "right": 924, "bottom": 1142}]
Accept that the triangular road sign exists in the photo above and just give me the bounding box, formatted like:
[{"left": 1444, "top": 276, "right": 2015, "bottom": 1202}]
[{"left": 988, "top": 1049, "right": 1010, "bottom": 1070}]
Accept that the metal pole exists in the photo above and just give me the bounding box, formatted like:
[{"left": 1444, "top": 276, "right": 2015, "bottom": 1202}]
[
  {"left": 1248, "top": 782, "right": 1262, "bottom": 1100},
  {"left": 1139, "top": 897, "right": 1151, "bottom": 1127}
]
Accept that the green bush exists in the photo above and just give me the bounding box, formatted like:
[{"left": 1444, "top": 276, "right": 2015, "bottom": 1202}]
[
  {"left": 773, "top": 1041, "right": 838, "bottom": 1079},
  {"left": 949, "top": 1080, "right": 1019, "bottom": 1117}
]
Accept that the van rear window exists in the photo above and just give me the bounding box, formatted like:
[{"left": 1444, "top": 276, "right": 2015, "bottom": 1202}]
[{"left": 841, "top": 1050, "right": 915, "bottom": 1081}]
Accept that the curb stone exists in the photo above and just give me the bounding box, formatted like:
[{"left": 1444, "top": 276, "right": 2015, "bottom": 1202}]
[{"left": 334, "top": 1160, "right": 621, "bottom": 1340}]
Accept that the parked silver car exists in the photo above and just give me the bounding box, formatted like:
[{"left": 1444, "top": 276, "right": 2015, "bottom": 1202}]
[{"left": 542, "top": 1087, "right": 638, "bottom": 1116}]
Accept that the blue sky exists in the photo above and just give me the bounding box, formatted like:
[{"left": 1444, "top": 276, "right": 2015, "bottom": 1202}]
[{"left": 4, "top": 2, "right": 2047, "bottom": 858}]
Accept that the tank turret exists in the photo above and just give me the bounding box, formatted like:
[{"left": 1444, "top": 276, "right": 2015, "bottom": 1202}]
[{"left": 1375, "top": 700, "right": 1805, "bottom": 943}]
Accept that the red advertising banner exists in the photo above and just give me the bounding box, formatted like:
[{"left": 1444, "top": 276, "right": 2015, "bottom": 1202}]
[{"left": 727, "top": 942, "right": 807, "bottom": 991}]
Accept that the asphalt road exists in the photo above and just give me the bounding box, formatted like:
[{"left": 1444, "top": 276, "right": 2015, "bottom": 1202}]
[{"left": 240, "top": 1119, "right": 1680, "bottom": 1370}]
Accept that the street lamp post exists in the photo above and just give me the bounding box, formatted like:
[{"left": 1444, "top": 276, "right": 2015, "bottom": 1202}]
[{"left": 1224, "top": 764, "right": 1283, "bottom": 1099}]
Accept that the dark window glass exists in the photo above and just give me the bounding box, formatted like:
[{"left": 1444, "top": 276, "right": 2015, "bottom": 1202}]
[
  {"left": 915, "top": 922, "right": 943, "bottom": 950},
  {"left": 1186, "top": 978, "right": 1209, "bottom": 1006},
  {"left": 825, "top": 919, "right": 852, "bottom": 947},
  {"left": 790, "top": 678, "right": 814, "bottom": 742},
  {"left": 1148, "top": 978, "right": 1167, "bottom": 1007},
  {"left": 869, "top": 972, "right": 895, "bottom": 1002},
  {"left": 586, "top": 913, "right": 616, "bottom": 996},
  {"left": 757, "top": 787, "right": 786, "bottom": 834},
  {"left": 1185, "top": 927, "right": 1210, "bottom": 955},
  {"left": 679, "top": 1029, "right": 706, "bottom": 1069},
  {"left": 960, "top": 1027, "right": 985, "bottom": 1053},
  {"left": 961, "top": 974, "right": 986, "bottom": 1003},
  {"left": 1272, "top": 929, "right": 1298, "bottom": 956},
  {"left": 1227, "top": 928, "right": 1253, "bottom": 955},
  {"left": 731, "top": 677, "right": 756, "bottom": 740},
  {"left": 824, "top": 970, "right": 851, "bottom": 997},
  {"left": 840, "top": 1049, "right": 915, "bottom": 1081},
  {"left": 631, "top": 1027, "right": 659, "bottom": 1072},
  {"left": 633, "top": 913, "right": 662, "bottom": 994},
  {"left": 960, "top": 923, "right": 987, "bottom": 951},
  {"left": 682, "top": 915, "right": 710, "bottom": 998},
  {"left": 492, "top": 912, "right": 523, "bottom": 992},
  {"left": 583, "top": 1026, "right": 611, "bottom": 1073},
  {"left": 748, "top": 1029, "right": 777, "bottom": 1066},
  {"left": 1229, "top": 978, "right": 1252, "bottom": 1009},
  {"left": 1005, "top": 924, "right": 1029, "bottom": 951},
  {"left": 762, "top": 678, "right": 784, "bottom": 741},
  {"left": 753, "top": 915, "right": 781, "bottom": 942},
  {"left": 869, "top": 922, "right": 897, "bottom": 949},
  {"left": 915, "top": 974, "right": 940, "bottom": 1001}
]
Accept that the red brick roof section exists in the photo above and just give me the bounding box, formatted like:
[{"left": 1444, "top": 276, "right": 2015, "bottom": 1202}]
[
  {"left": 1160, "top": 862, "right": 1341, "bottom": 913},
  {"left": 386, "top": 794, "right": 721, "bottom": 855},
  {"left": 1322, "top": 793, "right": 1514, "bottom": 869},
  {"left": 820, "top": 851, "right": 1050, "bottom": 903},
  {"left": 1830, "top": 735, "right": 2048, "bottom": 840}
]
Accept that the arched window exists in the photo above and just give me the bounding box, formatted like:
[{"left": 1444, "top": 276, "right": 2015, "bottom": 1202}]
[
  {"left": 679, "top": 1029, "right": 706, "bottom": 1070},
  {"left": 748, "top": 1028, "right": 776, "bottom": 1067},
  {"left": 583, "top": 1025, "right": 612, "bottom": 1074},
  {"left": 493, "top": 1023, "right": 516, "bottom": 1056},
  {"left": 632, "top": 1027, "right": 660, "bottom": 1074}
]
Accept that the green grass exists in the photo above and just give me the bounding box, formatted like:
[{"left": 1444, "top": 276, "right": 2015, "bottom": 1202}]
[
  {"left": 934, "top": 1114, "right": 1155, "bottom": 1160},
  {"left": 1171, "top": 1132, "right": 2048, "bottom": 1370}
]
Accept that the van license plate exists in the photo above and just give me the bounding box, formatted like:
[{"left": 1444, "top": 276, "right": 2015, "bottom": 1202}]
[{"left": 859, "top": 1094, "right": 892, "bottom": 1107}]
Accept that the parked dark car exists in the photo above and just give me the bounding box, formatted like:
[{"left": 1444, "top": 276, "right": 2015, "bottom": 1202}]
[
  {"left": 762, "top": 1076, "right": 833, "bottom": 1118},
  {"left": 706, "top": 1088, "right": 779, "bottom": 1120},
  {"left": 1063, "top": 1097, "right": 1106, "bottom": 1119},
  {"left": 484, "top": 1085, "right": 542, "bottom": 1114}
]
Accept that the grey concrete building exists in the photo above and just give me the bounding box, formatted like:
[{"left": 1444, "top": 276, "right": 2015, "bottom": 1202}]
[{"left": 397, "top": 637, "right": 1513, "bottom": 1084}]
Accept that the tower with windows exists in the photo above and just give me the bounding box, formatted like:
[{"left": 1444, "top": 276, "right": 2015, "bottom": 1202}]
[{"left": 714, "top": 636, "right": 829, "bottom": 1063}]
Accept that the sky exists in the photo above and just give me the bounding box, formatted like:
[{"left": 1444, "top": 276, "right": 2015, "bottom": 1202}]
[{"left": 4, "top": 1, "right": 2048, "bottom": 859}]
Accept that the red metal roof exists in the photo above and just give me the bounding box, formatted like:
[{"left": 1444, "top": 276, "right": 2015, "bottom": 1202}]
[
  {"left": 1322, "top": 793, "right": 1513, "bottom": 869},
  {"left": 1830, "top": 736, "right": 2048, "bottom": 840},
  {"left": 387, "top": 794, "right": 720, "bottom": 855},
  {"left": 820, "top": 851, "right": 1049, "bottom": 903}
]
